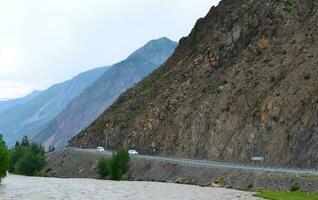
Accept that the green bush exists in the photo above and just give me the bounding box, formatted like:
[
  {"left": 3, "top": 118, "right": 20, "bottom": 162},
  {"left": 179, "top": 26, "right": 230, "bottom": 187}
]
[
  {"left": 290, "top": 182, "right": 300, "bottom": 192},
  {"left": 0, "top": 134, "right": 9, "bottom": 184},
  {"left": 115, "top": 149, "right": 130, "bottom": 173},
  {"left": 97, "top": 149, "right": 130, "bottom": 181},
  {"left": 304, "top": 75, "right": 311, "bottom": 80},
  {"left": 9, "top": 136, "right": 46, "bottom": 176},
  {"left": 110, "top": 149, "right": 130, "bottom": 180},
  {"left": 97, "top": 158, "right": 111, "bottom": 178},
  {"left": 283, "top": 0, "right": 295, "bottom": 13}
]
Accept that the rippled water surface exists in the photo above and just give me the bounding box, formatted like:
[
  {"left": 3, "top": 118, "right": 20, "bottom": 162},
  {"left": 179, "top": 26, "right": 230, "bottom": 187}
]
[{"left": 0, "top": 175, "right": 261, "bottom": 200}]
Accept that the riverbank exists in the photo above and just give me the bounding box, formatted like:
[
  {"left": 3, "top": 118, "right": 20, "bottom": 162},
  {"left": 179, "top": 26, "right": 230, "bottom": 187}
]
[
  {"left": 0, "top": 175, "right": 261, "bottom": 200},
  {"left": 43, "top": 148, "right": 318, "bottom": 192}
]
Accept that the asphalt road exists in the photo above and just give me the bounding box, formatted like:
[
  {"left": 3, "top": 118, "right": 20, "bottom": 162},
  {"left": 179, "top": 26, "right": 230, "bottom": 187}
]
[{"left": 60, "top": 147, "right": 318, "bottom": 175}]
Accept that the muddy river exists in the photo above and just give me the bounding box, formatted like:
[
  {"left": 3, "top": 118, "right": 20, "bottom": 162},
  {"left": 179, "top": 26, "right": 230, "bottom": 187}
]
[{"left": 0, "top": 175, "right": 262, "bottom": 200}]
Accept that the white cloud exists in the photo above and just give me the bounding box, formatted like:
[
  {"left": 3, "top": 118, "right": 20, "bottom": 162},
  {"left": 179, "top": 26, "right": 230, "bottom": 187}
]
[
  {"left": 0, "top": 80, "right": 37, "bottom": 99},
  {"left": 0, "top": 0, "right": 220, "bottom": 99}
]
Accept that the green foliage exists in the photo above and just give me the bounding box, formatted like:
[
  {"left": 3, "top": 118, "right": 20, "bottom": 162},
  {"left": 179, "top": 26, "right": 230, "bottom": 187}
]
[
  {"left": 184, "top": 177, "right": 198, "bottom": 185},
  {"left": 135, "top": 71, "right": 161, "bottom": 96},
  {"left": 243, "top": 8, "right": 255, "bottom": 45},
  {"left": 305, "top": 32, "right": 314, "bottom": 45},
  {"left": 235, "top": 88, "right": 243, "bottom": 96},
  {"left": 304, "top": 74, "right": 311, "bottom": 80},
  {"left": 48, "top": 145, "right": 55, "bottom": 153},
  {"left": 246, "top": 183, "right": 254, "bottom": 190},
  {"left": 0, "top": 134, "right": 9, "bottom": 184},
  {"left": 290, "top": 182, "right": 300, "bottom": 192},
  {"left": 283, "top": 0, "right": 296, "bottom": 13},
  {"left": 221, "top": 80, "right": 228, "bottom": 85},
  {"left": 252, "top": 99, "right": 262, "bottom": 114},
  {"left": 191, "top": 26, "right": 199, "bottom": 53},
  {"left": 97, "top": 158, "right": 111, "bottom": 178},
  {"left": 96, "top": 149, "right": 130, "bottom": 181},
  {"left": 271, "top": 77, "right": 280, "bottom": 88},
  {"left": 21, "top": 135, "right": 30, "bottom": 146},
  {"left": 214, "top": 177, "right": 226, "bottom": 186},
  {"left": 9, "top": 136, "right": 46, "bottom": 176},
  {"left": 222, "top": 103, "right": 231, "bottom": 113},
  {"left": 110, "top": 149, "right": 130, "bottom": 180},
  {"left": 256, "top": 190, "right": 318, "bottom": 200}
]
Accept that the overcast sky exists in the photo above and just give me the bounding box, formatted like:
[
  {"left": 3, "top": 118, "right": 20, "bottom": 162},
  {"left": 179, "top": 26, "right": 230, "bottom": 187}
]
[{"left": 0, "top": 0, "right": 220, "bottom": 100}]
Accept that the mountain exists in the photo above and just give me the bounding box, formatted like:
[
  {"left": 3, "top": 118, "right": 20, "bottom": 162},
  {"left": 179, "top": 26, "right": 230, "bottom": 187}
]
[
  {"left": 71, "top": 0, "right": 318, "bottom": 168},
  {"left": 31, "top": 37, "right": 177, "bottom": 149},
  {"left": 0, "top": 67, "right": 108, "bottom": 147},
  {"left": 0, "top": 91, "right": 42, "bottom": 114}
]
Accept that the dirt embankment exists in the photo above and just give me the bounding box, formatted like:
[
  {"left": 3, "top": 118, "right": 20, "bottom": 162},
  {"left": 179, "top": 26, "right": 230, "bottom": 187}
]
[{"left": 43, "top": 148, "right": 318, "bottom": 192}]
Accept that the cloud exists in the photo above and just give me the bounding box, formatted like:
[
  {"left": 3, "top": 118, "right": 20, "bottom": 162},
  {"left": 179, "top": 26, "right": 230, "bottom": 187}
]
[
  {"left": 0, "top": 80, "right": 37, "bottom": 99},
  {"left": 0, "top": 0, "right": 220, "bottom": 99}
]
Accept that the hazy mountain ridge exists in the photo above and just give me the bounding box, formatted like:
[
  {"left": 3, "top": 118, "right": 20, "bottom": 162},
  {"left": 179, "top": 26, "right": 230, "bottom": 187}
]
[
  {"left": 31, "top": 37, "right": 177, "bottom": 149},
  {"left": 0, "top": 67, "right": 108, "bottom": 146},
  {"left": 0, "top": 91, "right": 42, "bottom": 114},
  {"left": 71, "top": 0, "right": 318, "bottom": 168}
]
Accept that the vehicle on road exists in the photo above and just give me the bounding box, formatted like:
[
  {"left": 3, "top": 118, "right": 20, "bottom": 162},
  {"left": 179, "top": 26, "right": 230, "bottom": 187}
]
[
  {"left": 96, "top": 146, "right": 105, "bottom": 152},
  {"left": 128, "top": 150, "right": 138, "bottom": 156}
]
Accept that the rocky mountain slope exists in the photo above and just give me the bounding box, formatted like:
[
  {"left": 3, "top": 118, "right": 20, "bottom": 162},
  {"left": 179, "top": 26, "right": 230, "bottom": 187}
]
[
  {"left": 0, "top": 67, "right": 108, "bottom": 147},
  {"left": 31, "top": 38, "right": 177, "bottom": 149},
  {"left": 71, "top": 0, "right": 318, "bottom": 168},
  {"left": 0, "top": 91, "right": 42, "bottom": 114}
]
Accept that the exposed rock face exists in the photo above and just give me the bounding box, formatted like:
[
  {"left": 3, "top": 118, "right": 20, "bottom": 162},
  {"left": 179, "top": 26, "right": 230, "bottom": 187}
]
[
  {"left": 31, "top": 38, "right": 177, "bottom": 149},
  {"left": 71, "top": 0, "right": 318, "bottom": 168}
]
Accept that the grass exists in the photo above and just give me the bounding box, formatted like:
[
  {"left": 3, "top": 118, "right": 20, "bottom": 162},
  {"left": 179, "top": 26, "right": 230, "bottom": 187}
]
[{"left": 256, "top": 190, "right": 318, "bottom": 200}]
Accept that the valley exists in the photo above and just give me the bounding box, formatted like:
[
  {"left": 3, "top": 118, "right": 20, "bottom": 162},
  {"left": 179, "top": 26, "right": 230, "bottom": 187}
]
[{"left": 1, "top": 0, "right": 318, "bottom": 199}]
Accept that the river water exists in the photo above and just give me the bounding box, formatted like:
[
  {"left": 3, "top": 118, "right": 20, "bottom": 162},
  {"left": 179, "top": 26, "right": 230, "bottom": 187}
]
[{"left": 0, "top": 175, "right": 261, "bottom": 200}]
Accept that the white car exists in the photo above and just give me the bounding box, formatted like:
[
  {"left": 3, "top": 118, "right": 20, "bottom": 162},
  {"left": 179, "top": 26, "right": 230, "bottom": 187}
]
[
  {"left": 96, "top": 146, "right": 105, "bottom": 152},
  {"left": 128, "top": 150, "right": 138, "bottom": 156}
]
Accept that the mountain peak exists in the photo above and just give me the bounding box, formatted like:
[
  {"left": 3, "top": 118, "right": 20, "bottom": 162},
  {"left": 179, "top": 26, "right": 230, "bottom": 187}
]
[
  {"left": 128, "top": 37, "right": 177, "bottom": 61},
  {"left": 30, "top": 38, "right": 177, "bottom": 149}
]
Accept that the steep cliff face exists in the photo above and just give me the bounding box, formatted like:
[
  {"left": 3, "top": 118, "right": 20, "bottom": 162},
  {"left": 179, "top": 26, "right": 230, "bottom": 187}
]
[
  {"left": 31, "top": 38, "right": 177, "bottom": 149},
  {"left": 71, "top": 0, "right": 318, "bottom": 168}
]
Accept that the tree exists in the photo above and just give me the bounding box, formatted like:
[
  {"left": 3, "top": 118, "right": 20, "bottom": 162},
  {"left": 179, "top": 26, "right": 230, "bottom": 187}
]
[
  {"left": 9, "top": 141, "right": 46, "bottom": 176},
  {"left": 115, "top": 149, "right": 130, "bottom": 174},
  {"left": 97, "top": 158, "right": 110, "bottom": 178},
  {"left": 96, "top": 149, "right": 130, "bottom": 180},
  {"left": 110, "top": 149, "right": 130, "bottom": 180},
  {"left": 0, "top": 134, "right": 9, "bottom": 184},
  {"left": 21, "top": 136, "right": 30, "bottom": 146},
  {"left": 48, "top": 145, "right": 55, "bottom": 152}
]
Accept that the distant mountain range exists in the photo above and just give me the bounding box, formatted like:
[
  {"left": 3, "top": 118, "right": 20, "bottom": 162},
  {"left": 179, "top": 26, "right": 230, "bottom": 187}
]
[
  {"left": 31, "top": 37, "right": 177, "bottom": 149},
  {"left": 0, "top": 67, "right": 108, "bottom": 147},
  {"left": 0, "top": 91, "right": 42, "bottom": 114}
]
